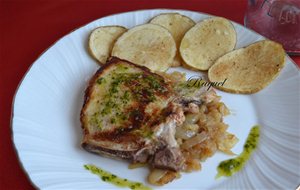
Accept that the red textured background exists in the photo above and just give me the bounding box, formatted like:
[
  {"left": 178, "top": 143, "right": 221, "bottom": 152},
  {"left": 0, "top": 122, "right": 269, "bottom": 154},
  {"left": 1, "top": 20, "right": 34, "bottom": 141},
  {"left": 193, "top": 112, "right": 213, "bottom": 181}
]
[{"left": 0, "top": 1, "right": 299, "bottom": 189}]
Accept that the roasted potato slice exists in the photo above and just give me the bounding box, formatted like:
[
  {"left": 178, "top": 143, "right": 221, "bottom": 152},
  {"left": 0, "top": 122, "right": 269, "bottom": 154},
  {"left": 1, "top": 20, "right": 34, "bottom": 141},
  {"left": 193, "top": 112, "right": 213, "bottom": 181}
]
[
  {"left": 180, "top": 17, "right": 236, "bottom": 70},
  {"left": 88, "top": 26, "right": 127, "bottom": 64},
  {"left": 111, "top": 24, "right": 176, "bottom": 72},
  {"left": 150, "top": 13, "right": 195, "bottom": 67},
  {"left": 208, "top": 40, "right": 285, "bottom": 94}
]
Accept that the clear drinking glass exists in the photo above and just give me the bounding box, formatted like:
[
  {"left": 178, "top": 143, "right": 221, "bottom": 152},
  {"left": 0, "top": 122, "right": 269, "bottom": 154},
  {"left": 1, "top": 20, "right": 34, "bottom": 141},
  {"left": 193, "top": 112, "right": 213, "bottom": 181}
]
[{"left": 245, "top": 0, "right": 300, "bottom": 54}]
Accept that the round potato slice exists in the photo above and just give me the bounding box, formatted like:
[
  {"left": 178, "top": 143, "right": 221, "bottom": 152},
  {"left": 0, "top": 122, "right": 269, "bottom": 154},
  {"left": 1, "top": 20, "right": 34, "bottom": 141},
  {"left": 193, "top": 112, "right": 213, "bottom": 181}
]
[
  {"left": 111, "top": 24, "right": 176, "bottom": 72},
  {"left": 150, "top": 13, "right": 195, "bottom": 67},
  {"left": 180, "top": 17, "right": 236, "bottom": 71},
  {"left": 88, "top": 26, "right": 127, "bottom": 64},
  {"left": 208, "top": 40, "right": 285, "bottom": 94}
]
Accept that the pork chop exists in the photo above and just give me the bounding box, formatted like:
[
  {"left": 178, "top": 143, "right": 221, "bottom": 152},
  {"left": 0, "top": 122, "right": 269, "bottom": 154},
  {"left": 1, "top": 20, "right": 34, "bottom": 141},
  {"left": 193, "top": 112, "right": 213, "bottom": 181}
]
[{"left": 81, "top": 57, "right": 217, "bottom": 171}]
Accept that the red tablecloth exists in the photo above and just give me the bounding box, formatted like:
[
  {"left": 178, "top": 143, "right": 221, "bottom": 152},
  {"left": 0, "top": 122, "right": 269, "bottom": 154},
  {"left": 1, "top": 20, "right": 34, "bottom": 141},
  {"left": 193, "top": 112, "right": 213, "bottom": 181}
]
[{"left": 0, "top": 1, "right": 299, "bottom": 189}]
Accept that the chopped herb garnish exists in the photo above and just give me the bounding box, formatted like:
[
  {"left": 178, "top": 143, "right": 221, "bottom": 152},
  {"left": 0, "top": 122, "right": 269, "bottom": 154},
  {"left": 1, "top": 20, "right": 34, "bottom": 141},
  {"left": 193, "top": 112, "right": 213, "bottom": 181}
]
[
  {"left": 111, "top": 118, "right": 116, "bottom": 124},
  {"left": 96, "top": 77, "right": 105, "bottom": 85},
  {"left": 94, "top": 70, "right": 168, "bottom": 129}
]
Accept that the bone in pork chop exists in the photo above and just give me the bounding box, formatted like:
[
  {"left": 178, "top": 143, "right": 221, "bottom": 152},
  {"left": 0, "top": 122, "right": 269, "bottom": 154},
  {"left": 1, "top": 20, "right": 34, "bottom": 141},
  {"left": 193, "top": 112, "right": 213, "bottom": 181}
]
[{"left": 80, "top": 57, "right": 216, "bottom": 171}]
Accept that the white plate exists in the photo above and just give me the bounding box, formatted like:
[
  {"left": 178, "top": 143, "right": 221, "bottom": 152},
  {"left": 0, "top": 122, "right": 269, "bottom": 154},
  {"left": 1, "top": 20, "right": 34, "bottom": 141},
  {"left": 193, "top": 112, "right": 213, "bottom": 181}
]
[{"left": 12, "top": 9, "right": 300, "bottom": 190}]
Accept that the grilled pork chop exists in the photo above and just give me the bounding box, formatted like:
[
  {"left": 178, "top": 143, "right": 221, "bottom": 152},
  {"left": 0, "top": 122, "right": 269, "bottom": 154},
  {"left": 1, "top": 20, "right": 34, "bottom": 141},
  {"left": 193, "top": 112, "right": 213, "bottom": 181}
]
[{"left": 81, "top": 57, "right": 216, "bottom": 171}]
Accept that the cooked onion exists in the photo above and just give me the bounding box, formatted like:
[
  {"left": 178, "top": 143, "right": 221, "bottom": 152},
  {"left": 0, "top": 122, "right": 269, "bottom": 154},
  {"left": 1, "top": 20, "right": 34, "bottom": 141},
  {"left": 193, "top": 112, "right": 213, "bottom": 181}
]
[
  {"left": 146, "top": 70, "right": 238, "bottom": 185},
  {"left": 184, "top": 113, "right": 200, "bottom": 124},
  {"left": 148, "top": 169, "right": 168, "bottom": 185},
  {"left": 181, "top": 132, "right": 207, "bottom": 149},
  {"left": 184, "top": 158, "right": 201, "bottom": 172},
  {"left": 175, "top": 125, "right": 199, "bottom": 140},
  {"left": 218, "top": 102, "right": 230, "bottom": 116},
  {"left": 183, "top": 123, "right": 199, "bottom": 131},
  {"left": 217, "top": 132, "right": 238, "bottom": 154},
  {"left": 175, "top": 126, "right": 196, "bottom": 140},
  {"left": 128, "top": 162, "right": 147, "bottom": 169}
]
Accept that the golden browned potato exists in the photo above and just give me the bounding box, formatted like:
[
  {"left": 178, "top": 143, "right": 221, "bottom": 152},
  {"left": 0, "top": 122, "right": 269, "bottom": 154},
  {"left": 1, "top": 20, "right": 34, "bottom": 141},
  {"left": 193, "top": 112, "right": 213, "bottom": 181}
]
[
  {"left": 208, "top": 40, "right": 285, "bottom": 94},
  {"left": 180, "top": 17, "right": 236, "bottom": 70},
  {"left": 150, "top": 13, "right": 195, "bottom": 67},
  {"left": 111, "top": 24, "right": 176, "bottom": 72},
  {"left": 88, "top": 26, "right": 127, "bottom": 64}
]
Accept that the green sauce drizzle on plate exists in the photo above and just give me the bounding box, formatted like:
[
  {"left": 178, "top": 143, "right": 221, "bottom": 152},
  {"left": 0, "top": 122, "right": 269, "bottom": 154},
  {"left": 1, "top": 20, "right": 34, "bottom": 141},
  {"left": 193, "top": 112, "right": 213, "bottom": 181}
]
[
  {"left": 216, "top": 125, "right": 260, "bottom": 178},
  {"left": 84, "top": 164, "right": 152, "bottom": 190}
]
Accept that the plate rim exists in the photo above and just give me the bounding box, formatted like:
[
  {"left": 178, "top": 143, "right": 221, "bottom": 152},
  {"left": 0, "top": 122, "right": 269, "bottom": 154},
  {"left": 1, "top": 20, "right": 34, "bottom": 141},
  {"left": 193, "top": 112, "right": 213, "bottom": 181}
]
[{"left": 10, "top": 8, "right": 300, "bottom": 189}]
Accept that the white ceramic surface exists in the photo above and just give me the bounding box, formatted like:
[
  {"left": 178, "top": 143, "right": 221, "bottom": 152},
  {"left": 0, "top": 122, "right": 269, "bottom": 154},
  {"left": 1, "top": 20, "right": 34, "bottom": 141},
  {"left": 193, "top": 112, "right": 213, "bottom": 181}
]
[{"left": 12, "top": 9, "right": 300, "bottom": 190}]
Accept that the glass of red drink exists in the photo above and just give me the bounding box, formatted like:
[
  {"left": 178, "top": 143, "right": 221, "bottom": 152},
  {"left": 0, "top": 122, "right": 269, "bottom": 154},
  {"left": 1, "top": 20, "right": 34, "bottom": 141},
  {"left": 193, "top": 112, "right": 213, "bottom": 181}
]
[{"left": 245, "top": 0, "right": 300, "bottom": 55}]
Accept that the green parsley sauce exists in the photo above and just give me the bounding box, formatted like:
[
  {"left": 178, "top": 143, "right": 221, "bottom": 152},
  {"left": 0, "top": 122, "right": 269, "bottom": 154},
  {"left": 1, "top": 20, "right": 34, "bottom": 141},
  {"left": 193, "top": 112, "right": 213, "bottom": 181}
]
[
  {"left": 84, "top": 164, "right": 152, "bottom": 190},
  {"left": 216, "top": 125, "right": 260, "bottom": 178}
]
